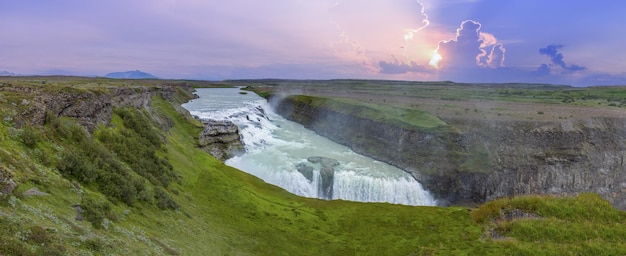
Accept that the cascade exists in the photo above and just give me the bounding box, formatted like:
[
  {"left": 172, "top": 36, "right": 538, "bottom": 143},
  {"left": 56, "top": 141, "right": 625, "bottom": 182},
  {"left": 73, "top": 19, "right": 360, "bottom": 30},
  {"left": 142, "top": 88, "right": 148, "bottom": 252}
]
[{"left": 183, "top": 88, "right": 436, "bottom": 206}]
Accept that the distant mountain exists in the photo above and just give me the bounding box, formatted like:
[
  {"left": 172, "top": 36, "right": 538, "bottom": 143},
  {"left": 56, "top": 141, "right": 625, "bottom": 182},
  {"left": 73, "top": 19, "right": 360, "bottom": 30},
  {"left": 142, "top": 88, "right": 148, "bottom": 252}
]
[
  {"left": 0, "top": 71, "right": 16, "bottom": 76},
  {"left": 104, "top": 70, "right": 158, "bottom": 79}
]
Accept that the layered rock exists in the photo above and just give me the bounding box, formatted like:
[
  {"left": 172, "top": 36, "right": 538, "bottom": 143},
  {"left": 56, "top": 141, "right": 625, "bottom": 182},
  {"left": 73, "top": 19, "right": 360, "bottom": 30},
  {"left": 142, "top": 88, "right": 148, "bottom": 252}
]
[
  {"left": 3, "top": 84, "right": 194, "bottom": 133},
  {"left": 198, "top": 120, "right": 244, "bottom": 161},
  {"left": 272, "top": 95, "right": 626, "bottom": 209}
]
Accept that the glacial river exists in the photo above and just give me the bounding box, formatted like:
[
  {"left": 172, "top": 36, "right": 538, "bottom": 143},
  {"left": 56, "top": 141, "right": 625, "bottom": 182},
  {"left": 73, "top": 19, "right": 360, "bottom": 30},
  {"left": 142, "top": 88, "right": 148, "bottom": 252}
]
[{"left": 182, "top": 88, "right": 435, "bottom": 206}]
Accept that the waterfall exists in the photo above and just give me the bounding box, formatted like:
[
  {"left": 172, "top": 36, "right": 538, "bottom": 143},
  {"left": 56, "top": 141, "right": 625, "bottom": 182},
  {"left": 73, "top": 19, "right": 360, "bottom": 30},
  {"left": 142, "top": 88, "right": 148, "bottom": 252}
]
[{"left": 183, "top": 88, "right": 436, "bottom": 206}]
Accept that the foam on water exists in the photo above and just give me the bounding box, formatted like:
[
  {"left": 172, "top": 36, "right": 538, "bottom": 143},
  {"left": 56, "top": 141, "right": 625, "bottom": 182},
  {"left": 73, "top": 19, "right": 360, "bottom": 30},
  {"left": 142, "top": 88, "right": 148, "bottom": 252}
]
[{"left": 182, "top": 88, "right": 436, "bottom": 206}]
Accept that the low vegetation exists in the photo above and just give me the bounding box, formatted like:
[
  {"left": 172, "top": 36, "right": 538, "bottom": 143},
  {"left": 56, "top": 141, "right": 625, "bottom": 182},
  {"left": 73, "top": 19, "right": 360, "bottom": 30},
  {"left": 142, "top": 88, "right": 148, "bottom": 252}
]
[
  {"left": 288, "top": 95, "right": 447, "bottom": 130},
  {"left": 1, "top": 77, "right": 625, "bottom": 255}
]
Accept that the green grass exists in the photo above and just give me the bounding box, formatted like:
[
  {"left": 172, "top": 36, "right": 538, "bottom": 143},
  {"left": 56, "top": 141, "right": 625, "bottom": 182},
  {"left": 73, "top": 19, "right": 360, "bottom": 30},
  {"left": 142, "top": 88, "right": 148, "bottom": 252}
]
[
  {"left": 290, "top": 95, "right": 447, "bottom": 130},
  {"left": 471, "top": 194, "right": 626, "bottom": 255},
  {"left": 2, "top": 78, "right": 626, "bottom": 255},
  {"left": 244, "top": 79, "right": 626, "bottom": 108}
]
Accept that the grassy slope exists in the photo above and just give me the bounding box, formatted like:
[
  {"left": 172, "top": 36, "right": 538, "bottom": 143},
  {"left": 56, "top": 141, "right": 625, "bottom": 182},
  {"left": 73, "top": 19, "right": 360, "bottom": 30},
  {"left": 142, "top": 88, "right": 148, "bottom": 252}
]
[
  {"left": 1, "top": 79, "right": 626, "bottom": 255},
  {"left": 293, "top": 95, "right": 447, "bottom": 130}
]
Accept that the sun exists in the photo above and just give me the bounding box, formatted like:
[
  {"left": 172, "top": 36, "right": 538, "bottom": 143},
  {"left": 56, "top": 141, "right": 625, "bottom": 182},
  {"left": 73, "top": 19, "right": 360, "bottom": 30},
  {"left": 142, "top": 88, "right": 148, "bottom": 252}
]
[{"left": 429, "top": 51, "right": 442, "bottom": 69}]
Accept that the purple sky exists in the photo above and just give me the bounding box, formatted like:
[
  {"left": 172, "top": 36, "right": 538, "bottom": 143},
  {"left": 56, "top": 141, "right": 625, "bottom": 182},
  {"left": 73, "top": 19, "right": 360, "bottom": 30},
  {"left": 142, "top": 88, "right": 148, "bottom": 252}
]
[{"left": 1, "top": 0, "right": 625, "bottom": 86}]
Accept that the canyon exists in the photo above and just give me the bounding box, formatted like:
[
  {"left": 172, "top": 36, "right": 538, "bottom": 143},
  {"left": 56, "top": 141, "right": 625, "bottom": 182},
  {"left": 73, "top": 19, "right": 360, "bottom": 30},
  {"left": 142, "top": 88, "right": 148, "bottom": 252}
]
[{"left": 251, "top": 80, "right": 626, "bottom": 209}]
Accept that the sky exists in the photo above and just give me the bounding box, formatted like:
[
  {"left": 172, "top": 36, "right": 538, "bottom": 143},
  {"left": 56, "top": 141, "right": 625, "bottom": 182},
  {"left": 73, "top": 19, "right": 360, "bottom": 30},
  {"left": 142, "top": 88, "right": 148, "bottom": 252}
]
[{"left": 1, "top": 0, "right": 625, "bottom": 86}]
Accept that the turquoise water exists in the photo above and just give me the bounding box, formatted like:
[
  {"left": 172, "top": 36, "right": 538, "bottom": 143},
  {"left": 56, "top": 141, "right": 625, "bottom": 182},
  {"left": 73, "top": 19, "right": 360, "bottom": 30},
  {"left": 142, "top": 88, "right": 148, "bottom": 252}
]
[{"left": 182, "top": 88, "right": 435, "bottom": 206}]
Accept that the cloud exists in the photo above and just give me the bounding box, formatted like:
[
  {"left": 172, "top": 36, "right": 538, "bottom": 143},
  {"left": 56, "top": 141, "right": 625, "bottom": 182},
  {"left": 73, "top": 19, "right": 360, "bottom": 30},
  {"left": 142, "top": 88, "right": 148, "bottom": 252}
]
[
  {"left": 379, "top": 60, "right": 429, "bottom": 74},
  {"left": 485, "top": 43, "right": 506, "bottom": 67},
  {"left": 328, "top": 0, "right": 431, "bottom": 72},
  {"left": 537, "top": 44, "right": 586, "bottom": 74},
  {"left": 402, "top": 1, "right": 430, "bottom": 51},
  {"left": 433, "top": 20, "right": 506, "bottom": 69}
]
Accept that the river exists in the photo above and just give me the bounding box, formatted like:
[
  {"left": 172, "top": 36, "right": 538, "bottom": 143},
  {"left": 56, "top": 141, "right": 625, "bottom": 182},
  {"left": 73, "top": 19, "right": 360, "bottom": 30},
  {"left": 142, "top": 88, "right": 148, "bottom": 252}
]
[{"left": 182, "top": 87, "right": 435, "bottom": 206}]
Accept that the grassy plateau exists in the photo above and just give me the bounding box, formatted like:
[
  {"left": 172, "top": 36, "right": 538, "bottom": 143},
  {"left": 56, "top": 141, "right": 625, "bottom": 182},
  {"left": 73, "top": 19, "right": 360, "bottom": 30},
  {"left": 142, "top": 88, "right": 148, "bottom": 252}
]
[{"left": 0, "top": 77, "right": 625, "bottom": 255}]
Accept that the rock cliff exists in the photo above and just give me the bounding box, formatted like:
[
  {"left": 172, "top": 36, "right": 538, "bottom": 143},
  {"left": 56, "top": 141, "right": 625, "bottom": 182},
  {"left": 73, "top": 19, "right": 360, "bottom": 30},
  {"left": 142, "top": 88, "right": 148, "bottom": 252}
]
[
  {"left": 198, "top": 119, "right": 244, "bottom": 161},
  {"left": 2, "top": 84, "right": 194, "bottom": 132},
  {"left": 296, "top": 156, "right": 339, "bottom": 200},
  {"left": 271, "top": 95, "right": 626, "bottom": 209}
]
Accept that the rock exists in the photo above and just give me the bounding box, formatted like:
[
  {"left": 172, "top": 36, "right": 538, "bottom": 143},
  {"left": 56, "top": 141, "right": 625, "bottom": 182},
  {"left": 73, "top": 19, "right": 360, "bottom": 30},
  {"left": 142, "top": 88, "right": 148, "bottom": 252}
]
[
  {"left": 0, "top": 167, "right": 17, "bottom": 198},
  {"left": 72, "top": 205, "right": 84, "bottom": 221},
  {"left": 22, "top": 188, "right": 49, "bottom": 196},
  {"left": 198, "top": 119, "right": 245, "bottom": 161},
  {"left": 308, "top": 156, "right": 339, "bottom": 200},
  {"left": 307, "top": 156, "right": 340, "bottom": 167},
  {"left": 294, "top": 156, "right": 340, "bottom": 199},
  {"left": 6, "top": 84, "right": 195, "bottom": 133},
  {"left": 296, "top": 163, "right": 314, "bottom": 182},
  {"left": 501, "top": 208, "right": 540, "bottom": 222}
]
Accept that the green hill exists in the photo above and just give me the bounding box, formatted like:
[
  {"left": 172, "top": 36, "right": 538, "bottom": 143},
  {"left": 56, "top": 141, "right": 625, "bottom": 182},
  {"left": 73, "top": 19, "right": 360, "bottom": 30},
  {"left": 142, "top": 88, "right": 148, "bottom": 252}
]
[{"left": 1, "top": 77, "right": 625, "bottom": 255}]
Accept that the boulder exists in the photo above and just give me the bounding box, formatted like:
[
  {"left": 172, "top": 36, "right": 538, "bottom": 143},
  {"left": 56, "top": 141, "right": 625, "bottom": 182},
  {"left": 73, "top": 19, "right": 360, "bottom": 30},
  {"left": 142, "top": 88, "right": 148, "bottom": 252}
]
[
  {"left": 308, "top": 156, "right": 339, "bottom": 200},
  {"left": 296, "top": 163, "right": 314, "bottom": 182},
  {"left": 198, "top": 120, "right": 245, "bottom": 161}
]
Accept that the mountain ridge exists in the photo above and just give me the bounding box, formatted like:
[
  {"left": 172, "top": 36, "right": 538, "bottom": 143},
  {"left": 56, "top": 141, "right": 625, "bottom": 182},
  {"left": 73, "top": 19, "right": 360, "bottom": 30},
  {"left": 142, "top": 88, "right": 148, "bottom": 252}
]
[
  {"left": 105, "top": 70, "right": 158, "bottom": 79},
  {"left": 0, "top": 71, "right": 16, "bottom": 76}
]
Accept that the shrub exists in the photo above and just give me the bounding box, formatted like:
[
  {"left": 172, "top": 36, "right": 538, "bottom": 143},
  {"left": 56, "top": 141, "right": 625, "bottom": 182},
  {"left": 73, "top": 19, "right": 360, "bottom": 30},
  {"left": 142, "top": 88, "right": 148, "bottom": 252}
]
[
  {"left": 0, "top": 240, "right": 33, "bottom": 256},
  {"left": 20, "top": 126, "right": 41, "bottom": 147},
  {"left": 155, "top": 188, "right": 179, "bottom": 210},
  {"left": 28, "top": 226, "right": 51, "bottom": 244},
  {"left": 81, "top": 197, "right": 114, "bottom": 229},
  {"left": 98, "top": 108, "right": 177, "bottom": 188},
  {"left": 57, "top": 151, "right": 98, "bottom": 183},
  {"left": 50, "top": 106, "right": 178, "bottom": 209},
  {"left": 82, "top": 238, "right": 107, "bottom": 253}
]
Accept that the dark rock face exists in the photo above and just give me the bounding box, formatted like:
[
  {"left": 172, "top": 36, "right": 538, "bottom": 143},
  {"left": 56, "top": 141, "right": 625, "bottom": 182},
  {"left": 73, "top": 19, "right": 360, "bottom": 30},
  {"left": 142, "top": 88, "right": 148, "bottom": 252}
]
[
  {"left": 296, "top": 163, "right": 315, "bottom": 182},
  {"left": 308, "top": 156, "right": 339, "bottom": 199},
  {"left": 296, "top": 156, "right": 339, "bottom": 199},
  {"left": 272, "top": 95, "right": 626, "bottom": 209},
  {"left": 198, "top": 120, "right": 244, "bottom": 161}
]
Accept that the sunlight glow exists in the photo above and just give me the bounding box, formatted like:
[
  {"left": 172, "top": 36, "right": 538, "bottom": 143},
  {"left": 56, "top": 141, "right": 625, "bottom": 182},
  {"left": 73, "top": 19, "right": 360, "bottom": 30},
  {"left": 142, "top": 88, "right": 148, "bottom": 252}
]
[{"left": 429, "top": 51, "right": 442, "bottom": 69}]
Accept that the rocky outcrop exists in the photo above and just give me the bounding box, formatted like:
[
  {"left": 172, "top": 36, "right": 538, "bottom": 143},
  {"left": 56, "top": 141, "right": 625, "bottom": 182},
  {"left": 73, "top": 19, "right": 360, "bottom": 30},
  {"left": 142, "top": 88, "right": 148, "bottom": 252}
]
[
  {"left": 296, "top": 156, "right": 339, "bottom": 199},
  {"left": 198, "top": 120, "right": 244, "bottom": 161},
  {"left": 2, "top": 83, "right": 195, "bottom": 133},
  {"left": 271, "top": 95, "right": 626, "bottom": 209}
]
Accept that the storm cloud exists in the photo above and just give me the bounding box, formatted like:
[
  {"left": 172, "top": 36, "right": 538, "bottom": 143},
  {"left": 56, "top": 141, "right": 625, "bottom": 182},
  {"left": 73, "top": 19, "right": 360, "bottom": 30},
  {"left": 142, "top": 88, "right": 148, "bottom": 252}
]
[
  {"left": 433, "top": 20, "right": 506, "bottom": 69},
  {"left": 537, "top": 44, "right": 586, "bottom": 74}
]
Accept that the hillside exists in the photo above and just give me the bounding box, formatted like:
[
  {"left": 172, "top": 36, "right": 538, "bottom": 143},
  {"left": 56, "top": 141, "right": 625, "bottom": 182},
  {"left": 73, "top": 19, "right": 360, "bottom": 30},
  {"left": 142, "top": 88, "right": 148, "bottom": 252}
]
[{"left": 1, "top": 77, "right": 626, "bottom": 255}]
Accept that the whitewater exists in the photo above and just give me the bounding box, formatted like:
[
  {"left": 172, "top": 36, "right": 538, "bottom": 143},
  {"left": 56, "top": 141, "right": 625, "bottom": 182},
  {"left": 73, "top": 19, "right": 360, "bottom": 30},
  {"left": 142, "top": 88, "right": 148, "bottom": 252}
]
[{"left": 182, "top": 88, "right": 435, "bottom": 206}]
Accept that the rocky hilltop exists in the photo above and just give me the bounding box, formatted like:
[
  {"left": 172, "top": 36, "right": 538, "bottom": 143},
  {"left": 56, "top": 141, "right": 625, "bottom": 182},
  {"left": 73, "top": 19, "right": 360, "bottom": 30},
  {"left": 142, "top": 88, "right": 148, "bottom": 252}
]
[
  {"left": 270, "top": 93, "right": 626, "bottom": 209},
  {"left": 2, "top": 83, "right": 193, "bottom": 132}
]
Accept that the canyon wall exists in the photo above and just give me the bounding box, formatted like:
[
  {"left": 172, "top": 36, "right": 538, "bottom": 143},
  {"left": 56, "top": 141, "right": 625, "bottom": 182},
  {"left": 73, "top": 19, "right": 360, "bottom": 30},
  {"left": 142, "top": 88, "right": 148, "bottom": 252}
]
[{"left": 271, "top": 95, "right": 626, "bottom": 209}]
